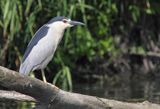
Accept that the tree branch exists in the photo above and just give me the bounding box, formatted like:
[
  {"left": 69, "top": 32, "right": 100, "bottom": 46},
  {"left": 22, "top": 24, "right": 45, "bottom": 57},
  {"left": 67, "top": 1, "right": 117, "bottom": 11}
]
[
  {"left": 0, "top": 90, "right": 36, "bottom": 102},
  {"left": 0, "top": 66, "right": 160, "bottom": 109},
  {"left": 128, "top": 52, "right": 160, "bottom": 60}
]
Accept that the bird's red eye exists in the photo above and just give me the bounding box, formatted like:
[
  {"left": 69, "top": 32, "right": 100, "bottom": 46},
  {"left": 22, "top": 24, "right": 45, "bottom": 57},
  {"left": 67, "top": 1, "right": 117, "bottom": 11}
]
[{"left": 63, "top": 19, "right": 67, "bottom": 23}]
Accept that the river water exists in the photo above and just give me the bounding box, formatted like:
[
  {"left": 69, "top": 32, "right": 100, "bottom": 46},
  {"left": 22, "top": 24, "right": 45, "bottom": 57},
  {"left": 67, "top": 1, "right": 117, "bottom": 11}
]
[{"left": 73, "top": 74, "right": 160, "bottom": 104}]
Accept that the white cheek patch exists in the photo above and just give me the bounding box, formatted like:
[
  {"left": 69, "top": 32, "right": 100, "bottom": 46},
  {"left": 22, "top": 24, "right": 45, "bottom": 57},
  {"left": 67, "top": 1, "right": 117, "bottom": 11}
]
[{"left": 67, "top": 19, "right": 73, "bottom": 27}]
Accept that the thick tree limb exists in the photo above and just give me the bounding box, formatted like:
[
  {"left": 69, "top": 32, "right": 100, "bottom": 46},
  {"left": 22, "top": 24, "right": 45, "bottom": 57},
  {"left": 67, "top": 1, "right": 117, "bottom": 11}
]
[
  {"left": 0, "top": 66, "right": 160, "bottom": 109},
  {"left": 0, "top": 90, "right": 36, "bottom": 102}
]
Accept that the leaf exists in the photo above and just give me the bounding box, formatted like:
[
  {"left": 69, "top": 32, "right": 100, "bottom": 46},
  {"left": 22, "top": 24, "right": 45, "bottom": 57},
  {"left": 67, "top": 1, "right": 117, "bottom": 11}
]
[
  {"left": 65, "top": 67, "right": 72, "bottom": 91},
  {"left": 3, "top": 1, "right": 10, "bottom": 19},
  {"left": 53, "top": 70, "right": 62, "bottom": 84}
]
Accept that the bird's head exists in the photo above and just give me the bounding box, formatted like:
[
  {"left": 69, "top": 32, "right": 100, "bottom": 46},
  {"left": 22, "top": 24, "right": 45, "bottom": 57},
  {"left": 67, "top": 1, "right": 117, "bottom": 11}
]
[{"left": 46, "top": 16, "right": 85, "bottom": 29}]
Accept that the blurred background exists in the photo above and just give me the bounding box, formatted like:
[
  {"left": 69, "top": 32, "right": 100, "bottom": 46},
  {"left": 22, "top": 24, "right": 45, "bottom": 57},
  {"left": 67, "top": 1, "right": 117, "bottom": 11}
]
[{"left": 0, "top": 0, "right": 160, "bottom": 109}]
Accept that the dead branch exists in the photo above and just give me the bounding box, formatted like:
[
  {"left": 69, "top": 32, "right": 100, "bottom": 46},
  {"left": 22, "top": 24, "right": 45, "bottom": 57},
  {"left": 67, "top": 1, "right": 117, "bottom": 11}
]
[
  {"left": 0, "top": 90, "right": 36, "bottom": 102},
  {"left": 0, "top": 66, "right": 160, "bottom": 109},
  {"left": 128, "top": 52, "right": 160, "bottom": 60}
]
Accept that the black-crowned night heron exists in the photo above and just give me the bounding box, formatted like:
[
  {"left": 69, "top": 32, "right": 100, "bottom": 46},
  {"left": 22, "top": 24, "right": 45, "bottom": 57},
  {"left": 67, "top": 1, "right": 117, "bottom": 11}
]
[{"left": 19, "top": 16, "right": 84, "bottom": 82}]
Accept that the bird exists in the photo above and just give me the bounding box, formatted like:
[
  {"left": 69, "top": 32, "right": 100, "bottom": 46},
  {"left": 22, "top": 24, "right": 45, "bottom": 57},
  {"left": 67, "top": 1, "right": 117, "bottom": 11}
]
[{"left": 19, "top": 16, "right": 84, "bottom": 82}]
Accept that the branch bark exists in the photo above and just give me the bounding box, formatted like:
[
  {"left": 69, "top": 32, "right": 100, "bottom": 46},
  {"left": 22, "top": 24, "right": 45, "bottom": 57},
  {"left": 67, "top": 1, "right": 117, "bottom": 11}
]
[
  {"left": 0, "top": 66, "right": 160, "bottom": 109},
  {"left": 0, "top": 90, "right": 36, "bottom": 102}
]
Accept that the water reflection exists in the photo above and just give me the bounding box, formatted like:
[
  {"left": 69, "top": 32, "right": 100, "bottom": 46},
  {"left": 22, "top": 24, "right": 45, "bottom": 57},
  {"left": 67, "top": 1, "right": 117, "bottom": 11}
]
[{"left": 73, "top": 75, "right": 160, "bottom": 104}]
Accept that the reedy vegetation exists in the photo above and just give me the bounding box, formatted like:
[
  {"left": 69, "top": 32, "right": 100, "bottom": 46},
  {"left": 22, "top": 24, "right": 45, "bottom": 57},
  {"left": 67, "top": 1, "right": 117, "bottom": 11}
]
[{"left": 0, "top": 0, "right": 158, "bottom": 91}]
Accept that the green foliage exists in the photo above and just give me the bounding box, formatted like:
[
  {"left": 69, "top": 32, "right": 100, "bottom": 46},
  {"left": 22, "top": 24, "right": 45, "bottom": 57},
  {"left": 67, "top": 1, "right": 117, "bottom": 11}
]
[
  {"left": 1, "top": 0, "right": 160, "bottom": 108},
  {"left": 53, "top": 66, "right": 72, "bottom": 91},
  {"left": 1, "top": 0, "right": 158, "bottom": 92},
  {"left": 129, "top": 5, "right": 140, "bottom": 22},
  {"left": 0, "top": 0, "right": 42, "bottom": 67}
]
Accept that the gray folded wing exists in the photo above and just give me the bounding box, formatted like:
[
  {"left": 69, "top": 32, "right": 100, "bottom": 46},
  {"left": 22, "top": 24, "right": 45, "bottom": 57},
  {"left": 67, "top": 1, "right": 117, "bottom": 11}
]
[{"left": 19, "top": 25, "right": 49, "bottom": 75}]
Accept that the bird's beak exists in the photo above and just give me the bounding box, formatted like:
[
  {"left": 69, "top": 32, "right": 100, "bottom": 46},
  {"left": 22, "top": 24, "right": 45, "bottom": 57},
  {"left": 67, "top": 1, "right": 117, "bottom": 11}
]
[{"left": 69, "top": 20, "right": 85, "bottom": 26}]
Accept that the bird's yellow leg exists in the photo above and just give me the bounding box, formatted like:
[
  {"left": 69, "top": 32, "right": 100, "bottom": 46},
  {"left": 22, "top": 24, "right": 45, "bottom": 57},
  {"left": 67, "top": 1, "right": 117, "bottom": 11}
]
[{"left": 41, "top": 69, "right": 47, "bottom": 83}]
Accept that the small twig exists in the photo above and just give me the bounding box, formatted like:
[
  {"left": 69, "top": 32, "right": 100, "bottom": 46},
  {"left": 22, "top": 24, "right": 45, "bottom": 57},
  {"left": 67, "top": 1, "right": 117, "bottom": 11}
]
[{"left": 128, "top": 52, "right": 160, "bottom": 59}]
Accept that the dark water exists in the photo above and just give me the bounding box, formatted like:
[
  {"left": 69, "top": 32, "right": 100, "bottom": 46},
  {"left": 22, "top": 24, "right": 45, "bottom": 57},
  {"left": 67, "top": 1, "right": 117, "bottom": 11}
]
[{"left": 73, "top": 74, "right": 160, "bottom": 104}]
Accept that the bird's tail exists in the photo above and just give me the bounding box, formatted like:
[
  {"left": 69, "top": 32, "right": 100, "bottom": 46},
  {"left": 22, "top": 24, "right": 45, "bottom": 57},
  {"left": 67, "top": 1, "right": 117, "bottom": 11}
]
[{"left": 19, "top": 62, "right": 31, "bottom": 75}]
